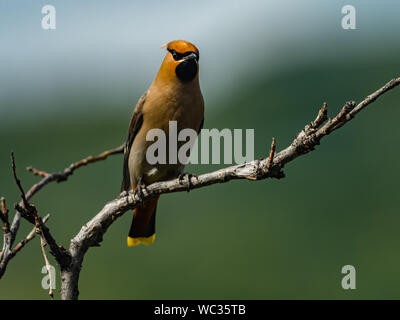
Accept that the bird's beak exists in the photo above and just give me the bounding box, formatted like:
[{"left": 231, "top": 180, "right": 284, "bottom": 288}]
[{"left": 178, "top": 52, "right": 198, "bottom": 64}]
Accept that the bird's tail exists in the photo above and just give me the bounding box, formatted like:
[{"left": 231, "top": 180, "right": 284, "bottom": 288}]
[{"left": 127, "top": 194, "right": 160, "bottom": 247}]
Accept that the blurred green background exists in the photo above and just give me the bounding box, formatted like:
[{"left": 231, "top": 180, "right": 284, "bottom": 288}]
[{"left": 1, "top": 0, "right": 400, "bottom": 299}]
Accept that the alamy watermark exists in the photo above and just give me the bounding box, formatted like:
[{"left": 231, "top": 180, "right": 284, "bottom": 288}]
[
  {"left": 341, "top": 5, "right": 356, "bottom": 30},
  {"left": 145, "top": 121, "right": 254, "bottom": 165},
  {"left": 341, "top": 265, "right": 356, "bottom": 290},
  {"left": 41, "top": 5, "right": 56, "bottom": 30},
  {"left": 41, "top": 264, "right": 56, "bottom": 290}
]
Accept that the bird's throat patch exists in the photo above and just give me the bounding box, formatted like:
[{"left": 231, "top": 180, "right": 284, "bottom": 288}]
[{"left": 176, "top": 59, "right": 198, "bottom": 82}]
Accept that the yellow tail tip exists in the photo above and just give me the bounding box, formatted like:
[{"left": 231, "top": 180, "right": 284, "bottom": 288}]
[{"left": 127, "top": 234, "right": 156, "bottom": 247}]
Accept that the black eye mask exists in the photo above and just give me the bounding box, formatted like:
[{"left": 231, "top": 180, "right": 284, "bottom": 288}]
[{"left": 168, "top": 49, "right": 199, "bottom": 61}]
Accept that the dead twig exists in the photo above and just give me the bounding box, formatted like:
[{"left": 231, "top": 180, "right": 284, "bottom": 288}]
[
  {"left": 265, "top": 138, "right": 276, "bottom": 171},
  {"left": 40, "top": 235, "right": 54, "bottom": 299},
  {"left": 0, "top": 197, "right": 10, "bottom": 234},
  {"left": 0, "top": 145, "right": 123, "bottom": 278},
  {"left": 26, "top": 167, "right": 49, "bottom": 178},
  {"left": 12, "top": 214, "right": 50, "bottom": 255},
  {"left": 12, "top": 154, "right": 71, "bottom": 269},
  {"left": 26, "top": 144, "right": 124, "bottom": 191}
]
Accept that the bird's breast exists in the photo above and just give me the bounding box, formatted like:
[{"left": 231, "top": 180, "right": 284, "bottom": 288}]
[
  {"left": 129, "top": 83, "right": 204, "bottom": 186},
  {"left": 144, "top": 84, "right": 204, "bottom": 131}
]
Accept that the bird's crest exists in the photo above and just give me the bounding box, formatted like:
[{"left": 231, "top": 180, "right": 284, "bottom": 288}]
[{"left": 162, "top": 40, "right": 199, "bottom": 55}]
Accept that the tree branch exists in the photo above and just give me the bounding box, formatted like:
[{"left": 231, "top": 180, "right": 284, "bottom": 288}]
[
  {"left": 25, "top": 144, "right": 124, "bottom": 200},
  {"left": 12, "top": 154, "right": 71, "bottom": 269},
  {"left": 39, "top": 234, "right": 54, "bottom": 299},
  {"left": 12, "top": 214, "right": 50, "bottom": 256},
  {"left": 0, "top": 209, "right": 50, "bottom": 278},
  {"left": 0, "top": 198, "right": 10, "bottom": 235},
  {"left": 0, "top": 145, "right": 124, "bottom": 279}
]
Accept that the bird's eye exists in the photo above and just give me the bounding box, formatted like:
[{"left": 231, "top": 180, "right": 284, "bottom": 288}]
[
  {"left": 169, "top": 49, "right": 179, "bottom": 60},
  {"left": 168, "top": 49, "right": 199, "bottom": 62}
]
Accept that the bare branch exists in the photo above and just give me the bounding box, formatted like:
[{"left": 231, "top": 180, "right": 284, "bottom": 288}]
[
  {"left": 0, "top": 211, "right": 49, "bottom": 279},
  {"left": 12, "top": 214, "right": 50, "bottom": 255},
  {"left": 0, "top": 145, "right": 123, "bottom": 278},
  {"left": 13, "top": 206, "right": 71, "bottom": 269},
  {"left": 25, "top": 144, "right": 124, "bottom": 198},
  {"left": 0, "top": 197, "right": 10, "bottom": 234},
  {"left": 11, "top": 153, "right": 31, "bottom": 211},
  {"left": 26, "top": 167, "right": 49, "bottom": 178},
  {"left": 40, "top": 235, "right": 54, "bottom": 299},
  {"left": 12, "top": 154, "right": 71, "bottom": 269},
  {"left": 38, "top": 219, "right": 71, "bottom": 269},
  {"left": 68, "top": 144, "right": 125, "bottom": 171},
  {"left": 265, "top": 138, "right": 276, "bottom": 172},
  {"left": 310, "top": 102, "right": 328, "bottom": 129},
  {"left": 0, "top": 197, "right": 11, "bottom": 272}
]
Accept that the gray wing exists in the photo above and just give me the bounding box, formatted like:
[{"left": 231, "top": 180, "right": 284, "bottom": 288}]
[{"left": 121, "top": 92, "right": 147, "bottom": 191}]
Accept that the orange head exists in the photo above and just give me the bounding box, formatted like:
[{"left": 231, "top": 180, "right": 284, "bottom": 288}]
[{"left": 156, "top": 40, "right": 200, "bottom": 84}]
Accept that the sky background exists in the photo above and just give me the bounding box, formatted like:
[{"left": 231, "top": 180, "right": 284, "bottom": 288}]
[
  {"left": 2, "top": 0, "right": 399, "bottom": 120},
  {"left": 1, "top": 0, "right": 400, "bottom": 299}
]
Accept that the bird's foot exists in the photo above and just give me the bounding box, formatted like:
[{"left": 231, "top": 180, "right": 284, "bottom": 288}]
[
  {"left": 178, "top": 172, "right": 198, "bottom": 192},
  {"left": 134, "top": 178, "right": 148, "bottom": 205}
]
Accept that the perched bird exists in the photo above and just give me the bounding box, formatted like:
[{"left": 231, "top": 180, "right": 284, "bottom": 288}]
[{"left": 122, "top": 40, "right": 204, "bottom": 247}]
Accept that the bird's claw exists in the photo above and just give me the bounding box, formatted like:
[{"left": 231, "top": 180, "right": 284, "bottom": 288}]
[
  {"left": 134, "top": 179, "right": 148, "bottom": 204},
  {"left": 178, "top": 172, "right": 198, "bottom": 192}
]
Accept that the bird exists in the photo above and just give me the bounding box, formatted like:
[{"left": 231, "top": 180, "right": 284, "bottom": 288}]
[{"left": 121, "top": 40, "right": 204, "bottom": 247}]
